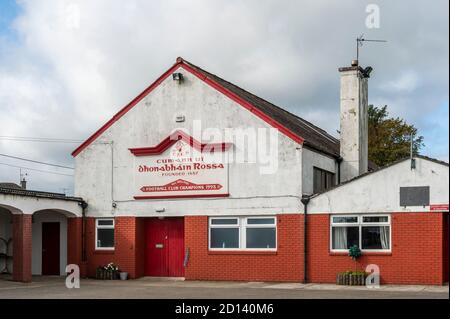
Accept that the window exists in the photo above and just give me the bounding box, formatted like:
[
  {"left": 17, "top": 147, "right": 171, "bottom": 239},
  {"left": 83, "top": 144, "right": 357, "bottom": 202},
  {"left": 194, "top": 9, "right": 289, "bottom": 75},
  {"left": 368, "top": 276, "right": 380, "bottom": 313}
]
[
  {"left": 313, "top": 167, "right": 335, "bottom": 194},
  {"left": 209, "top": 217, "right": 276, "bottom": 250},
  {"left": 330, "top": 215, "right": 390, "bottom": 252},
  {"left": 96, "top": 218, "right": 115, "bottom": 250},
  {"left": 209, "top": 218, "right": 240, "bottom": 249}
]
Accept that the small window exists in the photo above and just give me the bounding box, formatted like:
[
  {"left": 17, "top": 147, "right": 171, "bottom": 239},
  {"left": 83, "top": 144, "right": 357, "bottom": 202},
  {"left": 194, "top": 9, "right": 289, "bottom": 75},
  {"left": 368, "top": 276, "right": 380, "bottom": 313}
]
[
  {"left": 209, "top": 218, "right": 240, "bottom": 249},
  {"left": 313, "top": 167, "right": 335, "bottom": 194},
  {"left": 332, "top": 216, "right": 358, "bottom": 224},
  {"left": 331, "top": 215, "right": 391, "bottom": 252},
  {"left": 211, "top": 218, "right": 238, "bottom": 225},
  {"left": 245, "top": 217, "right": 276, "bottom": 249},
  {"left": 363, "top": 216, "right": 388, "bottom": 223},
  {"left": 96, "top": 218, "right": 115, "bottom": 250}
]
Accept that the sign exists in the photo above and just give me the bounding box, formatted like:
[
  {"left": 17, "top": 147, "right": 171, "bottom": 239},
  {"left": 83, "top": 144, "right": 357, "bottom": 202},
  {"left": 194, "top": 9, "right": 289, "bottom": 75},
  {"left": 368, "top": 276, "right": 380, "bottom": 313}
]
[
  {"left": 133, "top": 140, "right": 228, "bottom": 199},
  {"left": 430, "top": 204, "right": 449, "bottom": 211}
]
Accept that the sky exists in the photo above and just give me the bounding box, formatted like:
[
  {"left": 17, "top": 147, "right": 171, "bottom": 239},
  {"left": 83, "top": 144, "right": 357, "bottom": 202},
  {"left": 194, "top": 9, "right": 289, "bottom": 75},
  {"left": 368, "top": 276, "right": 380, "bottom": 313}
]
[{"left": 0, "top": 0, "right": 448, "bottom": 194}]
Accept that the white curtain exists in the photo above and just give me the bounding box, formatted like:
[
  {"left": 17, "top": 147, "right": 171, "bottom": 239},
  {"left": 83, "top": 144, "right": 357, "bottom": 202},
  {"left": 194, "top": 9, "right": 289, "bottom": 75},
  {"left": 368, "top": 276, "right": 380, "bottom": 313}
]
[
  {"left": 333, "top": 227, "right": 348, "bottom": 249},
  {"left": 379, "top": 226, "right": 390, "bottom": 249}
]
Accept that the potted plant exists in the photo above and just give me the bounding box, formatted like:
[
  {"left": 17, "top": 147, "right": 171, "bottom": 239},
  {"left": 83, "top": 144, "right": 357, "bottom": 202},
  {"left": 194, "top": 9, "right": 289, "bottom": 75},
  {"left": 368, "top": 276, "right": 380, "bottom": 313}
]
[
  {"left": 96, "top": 262, "right": 119, "bottom": 280},
  {"left": 336, "top": 245, "right": 366, "bottom": 286}
]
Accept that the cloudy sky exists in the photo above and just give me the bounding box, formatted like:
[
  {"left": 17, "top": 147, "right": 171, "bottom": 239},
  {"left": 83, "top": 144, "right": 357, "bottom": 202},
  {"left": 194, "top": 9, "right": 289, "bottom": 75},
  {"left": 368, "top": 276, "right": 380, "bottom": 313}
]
[{"left": 0, "top": 0, "right": 448, "bottom": 194}]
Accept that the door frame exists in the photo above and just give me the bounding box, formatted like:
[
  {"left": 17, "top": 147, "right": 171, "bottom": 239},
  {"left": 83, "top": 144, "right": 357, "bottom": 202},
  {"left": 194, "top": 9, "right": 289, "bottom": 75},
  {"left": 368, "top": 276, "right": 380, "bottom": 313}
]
[{"left": 41, "top": 222, "right": 61, "bottom": 276}]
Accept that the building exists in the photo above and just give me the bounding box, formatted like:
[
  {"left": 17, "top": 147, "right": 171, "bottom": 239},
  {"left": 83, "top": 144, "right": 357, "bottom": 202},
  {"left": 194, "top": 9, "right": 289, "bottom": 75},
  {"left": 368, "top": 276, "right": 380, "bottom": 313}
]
[
  {"left": 1, "top": 57, "right": 448, "bottom": 284},
  {"left": 0, "top": 183, "right": 84, "bottom": 282}
]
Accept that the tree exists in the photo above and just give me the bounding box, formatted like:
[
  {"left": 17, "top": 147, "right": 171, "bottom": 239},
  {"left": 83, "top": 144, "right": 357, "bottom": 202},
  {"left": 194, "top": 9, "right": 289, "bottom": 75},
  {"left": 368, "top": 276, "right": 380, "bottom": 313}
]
[{"left": 368, "top": 105, "right": 424, "bottom": 167}]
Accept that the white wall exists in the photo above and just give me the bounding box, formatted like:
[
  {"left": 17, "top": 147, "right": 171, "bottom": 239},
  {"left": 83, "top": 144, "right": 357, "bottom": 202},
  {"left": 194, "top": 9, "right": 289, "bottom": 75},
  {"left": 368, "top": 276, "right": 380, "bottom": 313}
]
[
  {"left": 31, "top": 211, "right": 68, "bottom": 276},
  {"left": 302, "top": 147, "right": 337, "bottom": 196},
  {"left": 308, "top": 158, "right": 449, "bottom": 214},
  {"left": 75, "top": 66, "right": 305, "bottom": 217}
]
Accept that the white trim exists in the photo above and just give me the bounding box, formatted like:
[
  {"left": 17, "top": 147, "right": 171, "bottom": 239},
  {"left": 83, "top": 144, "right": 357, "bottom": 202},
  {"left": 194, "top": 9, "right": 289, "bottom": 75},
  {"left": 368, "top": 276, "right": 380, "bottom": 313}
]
[
  {"left": 330, "top": 214, "right": 391, "bottom": 253},
  {"left": 95, "top": 218, "right": 115, "bottom": 250},
  {"left": 208, "top": 216, "right": 277, "bottom": 251}
]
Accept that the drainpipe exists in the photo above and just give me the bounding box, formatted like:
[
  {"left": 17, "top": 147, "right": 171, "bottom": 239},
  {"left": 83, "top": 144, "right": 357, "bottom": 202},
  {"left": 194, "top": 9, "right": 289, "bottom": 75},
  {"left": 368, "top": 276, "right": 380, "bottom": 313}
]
[
  {"left": 336, "top": 156, "right": 343, "bottom": 184},
  {"left": 301, "top": 195, "right": 310, "bottom": 283},
  {"left": 79, "top": 201, "right": 88, "bottom": 262}
]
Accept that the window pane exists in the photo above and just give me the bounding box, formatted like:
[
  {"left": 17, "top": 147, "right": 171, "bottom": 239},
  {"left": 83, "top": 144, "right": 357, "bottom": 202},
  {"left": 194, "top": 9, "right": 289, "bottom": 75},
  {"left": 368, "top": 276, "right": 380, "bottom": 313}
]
[
  {"left": 363, "top": 216, "right": 388, "bottom": 223},
  {"left": 97, "top": 229, "right": 114, "bottom": 248},
  {"left": 362, "top": 226, "right": 390, "bottom": 250},
  {"left": 211, "top": 218, "right": 238, "bottom": 225},
  {"left": 246, "top": 228, "right": 276, "bottom": 248},
  {"left": 332, "top": 226, "right": 359, "bottom": 249},
  {"left": 98, "top": 219, "right": 113, "bottom": 226},
  {"left": 332, "top": 216, "right": 358, "bottom": 223},
  {"left": 210, "top": 228, "right": 239, "bottom": 248},
  {"left": 247, "top": 218, "right": 275, "bottom": 225}
]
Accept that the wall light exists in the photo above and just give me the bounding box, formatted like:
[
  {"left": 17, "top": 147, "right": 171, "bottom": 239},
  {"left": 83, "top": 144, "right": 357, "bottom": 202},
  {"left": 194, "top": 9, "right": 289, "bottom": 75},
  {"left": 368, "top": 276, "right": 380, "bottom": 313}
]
[{"left": 172, "top": 72, "right": 184, "bottom": 83}]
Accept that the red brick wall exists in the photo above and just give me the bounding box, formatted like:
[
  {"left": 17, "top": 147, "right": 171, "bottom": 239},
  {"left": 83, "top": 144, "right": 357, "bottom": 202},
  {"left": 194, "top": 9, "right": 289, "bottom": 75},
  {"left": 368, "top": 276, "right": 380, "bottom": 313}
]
[
  {"left": 307, "top": 213, "right": 445, "bottom": 285},
  {"left": 67, "top": 217, "right": 82, "bottom": 267},
  {"left": 12, "top": 214, "right": 32, "bottom": 282},
  {"left": 443, "top": 213, "right": 449, "bottom": 283},
  {"left": 184, "top": 214, "right": 304, "bottom": 282},
  {"left": 85, "top": 217, "right": 144, "bottom": 279}
]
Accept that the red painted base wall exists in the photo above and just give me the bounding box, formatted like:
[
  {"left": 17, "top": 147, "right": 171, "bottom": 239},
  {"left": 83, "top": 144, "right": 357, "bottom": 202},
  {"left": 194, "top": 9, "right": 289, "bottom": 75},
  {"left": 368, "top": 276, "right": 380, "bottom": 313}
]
[
  {"left": 67, "top": 213, "right": 447, "bottom": 285},
  {"left": 307, "top": 213, "right": 446, "bottom": 285},
  {"left": 84, "top": 217, "right": 145, "bottom": 279},
  {"left": 184, "top": 214, "right": 304, "bottom": 282}
]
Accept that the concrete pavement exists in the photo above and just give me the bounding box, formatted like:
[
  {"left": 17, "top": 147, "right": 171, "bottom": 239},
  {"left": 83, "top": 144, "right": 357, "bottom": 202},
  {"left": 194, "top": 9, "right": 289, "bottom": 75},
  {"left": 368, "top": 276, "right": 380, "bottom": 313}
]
[{"left": 0, "top": 276, "right": 448, "bottom": 299}]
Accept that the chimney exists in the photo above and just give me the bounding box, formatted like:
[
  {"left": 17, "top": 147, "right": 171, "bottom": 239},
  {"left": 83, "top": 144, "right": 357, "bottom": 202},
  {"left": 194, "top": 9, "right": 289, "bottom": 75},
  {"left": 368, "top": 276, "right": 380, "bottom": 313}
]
[
  {"left": 339, "top": 60, "right": 371, "bottom": 182},
  {"left": 20, "top": 177, "right": 27, "bottom": 190}
]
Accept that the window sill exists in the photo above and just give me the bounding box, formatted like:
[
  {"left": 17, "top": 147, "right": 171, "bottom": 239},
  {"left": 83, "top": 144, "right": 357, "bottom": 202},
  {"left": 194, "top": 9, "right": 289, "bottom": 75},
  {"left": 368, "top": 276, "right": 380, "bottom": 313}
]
[
  {"left": 208, "top": 250, "right": 277, "bottom": 256},
  {"left": 94, "top": 249, "right": 115, "bottom": 255},
  {"left": 329, "top": 251, "right": 392, "bottom": 256}
]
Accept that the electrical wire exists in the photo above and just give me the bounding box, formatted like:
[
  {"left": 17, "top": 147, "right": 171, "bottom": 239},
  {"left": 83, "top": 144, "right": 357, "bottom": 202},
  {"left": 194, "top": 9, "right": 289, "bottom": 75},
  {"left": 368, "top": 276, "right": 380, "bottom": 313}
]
[
  {"left": 0, "top": 136, "right": 82, "bottom": 143},
  {"left": 0, "top": 153, "right": 74, "bottom": 169},
  {"left": 0, "top": 162, "right": 74, "bottom": 177}
]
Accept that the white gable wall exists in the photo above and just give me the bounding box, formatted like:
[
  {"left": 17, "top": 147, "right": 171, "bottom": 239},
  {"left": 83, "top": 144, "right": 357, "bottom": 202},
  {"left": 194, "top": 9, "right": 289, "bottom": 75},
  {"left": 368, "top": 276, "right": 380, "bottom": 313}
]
[
  {"left": 308, "top": 158, "right": 449, "bottom": 214},
  {"left": 74, "top": 67, "right": 305, "bottom": 217}
]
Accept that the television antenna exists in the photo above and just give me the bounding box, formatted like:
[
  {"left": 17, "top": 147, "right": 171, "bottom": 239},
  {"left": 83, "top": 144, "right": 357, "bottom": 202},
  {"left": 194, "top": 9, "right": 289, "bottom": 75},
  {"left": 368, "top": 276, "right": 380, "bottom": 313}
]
[{"left": 357, "top": 34, "right": 387, "bottom": 62}]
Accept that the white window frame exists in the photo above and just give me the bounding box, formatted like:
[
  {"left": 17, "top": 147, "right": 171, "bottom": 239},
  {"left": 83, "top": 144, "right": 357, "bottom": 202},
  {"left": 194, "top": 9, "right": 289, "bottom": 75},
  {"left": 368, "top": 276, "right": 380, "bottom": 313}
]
[
  {"left": 209, "top": 216, "right": 277, "bottom": 251},
  {"left": 330, "top": 214, "right": 391, "bottom": 253},
  {"left": 208, "top": 217, "right": 240, "bottom": 250},
  {"left": 95, "top": 218, "right": 115, "bottom": 250}
]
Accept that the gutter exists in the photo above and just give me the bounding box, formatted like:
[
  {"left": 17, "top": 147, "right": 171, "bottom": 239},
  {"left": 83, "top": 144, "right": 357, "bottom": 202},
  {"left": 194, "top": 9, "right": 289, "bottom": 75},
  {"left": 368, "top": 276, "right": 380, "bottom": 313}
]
[{"left": 301, "top": 195, "right": 310, "bottom": 283}]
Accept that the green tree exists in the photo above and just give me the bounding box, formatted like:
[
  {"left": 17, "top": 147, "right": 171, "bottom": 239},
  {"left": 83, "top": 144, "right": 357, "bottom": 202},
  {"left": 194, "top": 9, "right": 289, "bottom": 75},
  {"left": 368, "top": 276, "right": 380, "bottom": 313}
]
[{"left": 368, "top": 105, "right": 424, "bottom": 167}]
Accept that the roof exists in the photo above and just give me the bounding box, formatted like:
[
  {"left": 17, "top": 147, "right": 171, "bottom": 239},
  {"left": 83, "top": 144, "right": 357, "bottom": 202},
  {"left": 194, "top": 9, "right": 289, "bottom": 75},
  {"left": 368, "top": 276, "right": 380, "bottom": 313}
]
[
  {"left": 0, "top": 183, "right": 22, "bottom": 189},
  {"left": 72, "top": 57, "right": 341, "bottom": 158},
  {"left": 309, "top": 155, "right": 449, "bottom": 198},
  {"left": 0, "top": 186, "right": 84, "bottom": 202},
  {"left": 182, "top": 59, "right": 341, "bottom": 157}
]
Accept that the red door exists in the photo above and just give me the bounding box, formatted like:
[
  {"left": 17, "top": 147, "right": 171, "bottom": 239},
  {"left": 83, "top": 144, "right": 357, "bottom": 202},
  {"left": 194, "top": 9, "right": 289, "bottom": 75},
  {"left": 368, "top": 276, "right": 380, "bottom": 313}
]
[
  {"left": 145, "top": 218, "right": 185, "bottom": 277},
  {"left": 42, "top": 222, "right": 60, "bottom": 275}
]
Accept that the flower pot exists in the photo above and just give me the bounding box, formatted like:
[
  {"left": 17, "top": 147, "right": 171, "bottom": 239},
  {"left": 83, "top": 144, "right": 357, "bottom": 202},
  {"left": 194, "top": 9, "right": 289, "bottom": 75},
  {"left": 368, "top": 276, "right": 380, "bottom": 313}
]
[{"left": 120, "top": 272, "right": 128, "bottom": 280}]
